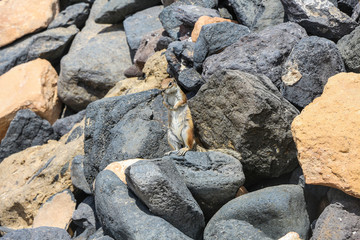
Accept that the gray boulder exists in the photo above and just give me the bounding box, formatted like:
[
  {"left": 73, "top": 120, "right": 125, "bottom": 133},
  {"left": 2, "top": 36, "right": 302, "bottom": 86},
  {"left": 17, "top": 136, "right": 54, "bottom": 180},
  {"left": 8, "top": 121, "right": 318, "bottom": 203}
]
[
  {"left": 202, "top": 22, "right": 307, "bottom": 88},
  {"left": 0, "top": 25, "right": 78, "bottom": 76},
  {"left": 94, "top": 170, "right": 192, "bottom": 240},
  {"left": 71, "top": 155, "right": 92, "bottom": 194},
  {"left": 73, "top": 196, "right": 99, "bottom": 229},
  {"left": 58, "top": 0, "right": 132, "bottom": 111},
  {"left": 84, "top": 89, "right": 170, "bottom": 186},
  {"left": 338, "top": 0, "right": 359, "bottom": 16},
  {"left": 2, "top": 227, "right": 71, "bottom": 240},
  {"left": 159, "top": 2, "right": 220, "bottom": 39},
  {"left": 204, "top": 185, "right": 310, "bottom": 240},
  {"left": 337, "top": 26, "right": 360, "bottom": 73},
  {"left": 177, "top": 68, "right": 205, "bottom": 92},
  {"left": 53, "top": 110, "right": 86, "bottom": 139},
  {"left": 281, "top": 36, "right": 345, "bottom": 108},
  {"left": 189, "top": 70, "right": 299, "bottom": 183},
  {"left": 280, "top": 0, "right": 358, "bottom": 41},
  {"left": 352, "top": 3, "right": 360, "bottom": 22},
  {"left": 228, "top": 0, "right": 285, "bottom": 31},
  {"left": 0, "top": 109, "right": 56, "bottom": 162},
  {"left": 125, "top": 158, "right": 205, "bottom": 239},
  {"left": 311, "top": 188, "right": 360, "bottom": 240},
  {"left": 94, "top": 0, "right": 161, "bottom": 24},
  {"left": 48, "top": 3, "right": 90, "bottom": 29},
  {"left": 193, "top": 21, "right": 250, "bottom": 71},
  {"left": 166, "top": 40, "right": 195, "bottom": 78},
  {"left": 123, "top": 6, "right": 164, "bottom": 58},
  {"left": 169, "top": 151, "right": 245, "bottom": 220}
]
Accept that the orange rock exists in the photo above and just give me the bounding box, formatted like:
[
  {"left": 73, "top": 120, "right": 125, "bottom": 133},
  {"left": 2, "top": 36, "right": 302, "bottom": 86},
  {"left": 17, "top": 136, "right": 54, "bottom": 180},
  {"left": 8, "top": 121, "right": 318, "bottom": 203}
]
[
  {"left": 0, "top": 59, "right": 62, "bottom": 140},
  {"left": 32, "top": 190, "right": 76, "bottom": 229},
  {"left": 191, "top": 16, "right": 236, "bottom": 42},
  {"left": 278, "top": 232, "right": 301, "bottom": 240},
  {"left": 104, "top": 159, "right": 144, "bottom": 184},
  {"left": 292, "top": 72, "right": 360, "bottom": 198},
  {"left": 235, "top": 186, "right": 248, "bottom": 197},
  {"left": 0, "top": 0, "right": 59, "bottom": 47}
]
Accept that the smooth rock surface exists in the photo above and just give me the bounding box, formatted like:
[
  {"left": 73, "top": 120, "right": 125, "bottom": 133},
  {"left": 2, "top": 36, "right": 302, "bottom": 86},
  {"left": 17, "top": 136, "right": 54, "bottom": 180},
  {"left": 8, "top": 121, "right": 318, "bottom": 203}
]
[
  {"left": 72, "top": 196, "right": 98, "bottom": 229},
  {"left": 0, "top": 59, "right": 62, "bottom": 141},
  {"left": 95, "top": 0, "right": 161, "bottom": 24},
  {"left": 123, "top": 6, "right": 163, "bottom": 57},
  {"left": 169, "top": 151, "right": 245, "bottom": 220},
  {"left": 125, "top": 158, "right": 205, "bottom": 239},
  {"left": 292, "top": 72, "right": 360, "bottom": 198},
  {"left": 84, "top": 89, "right": 170, "bottom": 185},
  {"left": 58, "top": 0, "right": 132, "bottom": 111},
  {"left": 281, "top": 0, "right": 358, "bottom": 40},
  {"left": 32, "top": 190, "right": 76, "bottom": 229},
  {"left": 281, "top": 36, "right": 345, "bottom": 108},
  {"left": 228, "top": 0, "right": 285, "bottom": 31},
  {"left": 0, "top": 25, "right": 79, "bottom": 76},
  {"left": 204, "top": 185, "right": 309, "bottom": 240},
  {"left": 48, "top": 2, "right": 90, "bottom": 29},
  {"left": 0, "top": 121, "right": 84, "bottom": 229},
  {"left": 0, "top": 109, "right": 56, "bottom": 162},
  {"left": 193, "top": 21, "right": 250, "bottom": 70},
  {"left": 94, "top": 170, "right": 192, "bottom": 240},
  {"left": 337, "top": 26, "right": 360, "bottom": 73},
  {"left": 1, "top": 227, "right": 71, "bottom": 240},
  {"left": 0, "top": 0, "right": 59, "bottom": 47},
  {"left": 202, "top": 22, "right": 307, "bottom": 88},
  {"left": 189, "top": 70, "right": 299, "bottom": 183},
  {"left": 71, "top": 155, "right": 92, "bottom": 194}
]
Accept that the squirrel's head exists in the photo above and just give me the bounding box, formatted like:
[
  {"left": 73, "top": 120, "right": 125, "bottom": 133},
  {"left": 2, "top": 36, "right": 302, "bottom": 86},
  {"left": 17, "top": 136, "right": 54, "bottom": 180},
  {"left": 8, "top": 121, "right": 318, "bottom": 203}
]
[{"left": 162, "top": 78, "right": 178, "bottom": 94}]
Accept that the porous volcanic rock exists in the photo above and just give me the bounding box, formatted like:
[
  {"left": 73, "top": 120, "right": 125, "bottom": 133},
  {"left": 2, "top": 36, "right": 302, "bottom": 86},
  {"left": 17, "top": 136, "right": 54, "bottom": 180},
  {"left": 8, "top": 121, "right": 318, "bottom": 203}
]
[
  {"left": 292, "top": 72, "right": 360, "bottom": 198},
  {"left": 280, "top": 0, "right": 358, "bottom": 41},
  {"left": 1, "top": 227, "right": 71, "bottom": 240},
  {"left": 337, "top": 26, "right": 360, "bottom": 73},
  {"left": 58, "top": 0, "right": 132, "bottom": 111},
  {"left": 202, "top": 22, "right": 307, "bottom": 88},
  {"left": 189, "top": 70, "right": 299, "bottom": 183},
  {"left": 0, "top": 59, "right": 62, "bottom": 141},
  {"left": 281, "top": 36, "right": 345, "bottom": 108},
  {"left": 0, "top": 0, "right": 59, "bottom": 47},
  {"left": 191, "top": 16, "right": 234, "bottom": 42},
  {"left": 48, "top": 2, "right": 90, "bottom": 29}
]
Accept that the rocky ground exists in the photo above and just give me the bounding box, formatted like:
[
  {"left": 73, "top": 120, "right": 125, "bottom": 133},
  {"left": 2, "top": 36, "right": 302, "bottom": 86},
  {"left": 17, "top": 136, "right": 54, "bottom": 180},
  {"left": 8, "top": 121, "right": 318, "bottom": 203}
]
[{"left": 0, "top": 0, "right": 360, "bottom": 239}]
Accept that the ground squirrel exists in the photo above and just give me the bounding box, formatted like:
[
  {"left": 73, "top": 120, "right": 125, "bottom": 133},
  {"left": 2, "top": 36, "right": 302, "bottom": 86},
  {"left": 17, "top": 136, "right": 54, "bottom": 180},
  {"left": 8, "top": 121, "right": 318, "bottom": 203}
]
[{"left": 162, "top": 78, "right": 195, "bottom": 156}]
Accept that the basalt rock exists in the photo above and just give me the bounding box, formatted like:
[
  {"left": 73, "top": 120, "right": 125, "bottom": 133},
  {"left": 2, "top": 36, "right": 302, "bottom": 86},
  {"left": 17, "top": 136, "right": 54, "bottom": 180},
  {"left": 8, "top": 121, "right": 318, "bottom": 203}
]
[
  {"left": 337, "top": 26, "right": 360, "bottom": 73},
  {"left": 48, "top": 3, "right": 90, "bottom": 29}
]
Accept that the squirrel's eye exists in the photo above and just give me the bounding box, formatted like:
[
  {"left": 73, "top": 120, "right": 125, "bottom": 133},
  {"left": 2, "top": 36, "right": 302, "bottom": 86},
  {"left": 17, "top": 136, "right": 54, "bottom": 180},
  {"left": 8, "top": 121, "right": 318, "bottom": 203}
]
[{"left": 168, "top": 82, "right": 173, "bottom": 86}]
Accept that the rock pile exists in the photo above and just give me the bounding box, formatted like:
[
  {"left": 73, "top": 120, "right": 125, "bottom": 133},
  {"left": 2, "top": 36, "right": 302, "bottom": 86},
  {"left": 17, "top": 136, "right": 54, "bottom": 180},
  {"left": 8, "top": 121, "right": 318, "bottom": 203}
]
[{"left": 1, "top": 0, "right": 360, "bottom": 239}]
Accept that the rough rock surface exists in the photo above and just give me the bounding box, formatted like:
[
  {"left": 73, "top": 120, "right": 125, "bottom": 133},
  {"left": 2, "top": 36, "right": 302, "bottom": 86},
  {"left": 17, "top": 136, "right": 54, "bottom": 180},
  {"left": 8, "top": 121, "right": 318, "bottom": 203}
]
[
  {"left": 0, "top": 25, "right": 79, "bottom": 76},
  {"left": 71, "top": 155, "right": 92, "bottom": 194},
  {"left": 0, "top": 59, "right": 62, "bottom": 141},
  {"left": 204, "top": 185, "right": 309, "bottom": 240},
  {"left": 123, "top": 6, "right": 163, "bottom": 57},
  {"left": 281, "top": 36, "right": 345, "bottom": 108},
  {"left": 311, "top": 189, "right": 360, "bottom": 240},
  {"left": 0, "top": 121, "right": 84, "bottom": 229},
  {"left": 95, "top": 0, "right": 161, "bottom": 24},
  {"left": 125, "top": 158, "right": 205, "bottom": 239},
  {"left": 337, "top": 26, "right": 360, "bottom": 73},
  {"left": 58, "top": 0, "right": 132, "bottom": 111},
  {"left": 32, "top": 190, "right": 76, "bottom": 229},
  {"left": 228, "top": 0, "right": 285, "bottom": 31},
  {"left": 53, "top": 110, "right": 86, "bottom": 139},
  {"left": 0, "top": 109, "right": 56, "bottom": 162},
  {"left": 177, "top": 68, "right": 205, "bottom": 92},
  {"left": 281, "top": 0, "right": 358, "bottom": 40},
  {"left": 166, "top": 40, "right": 195, "bottom": 79},
  {"left": 48, "top": 3, "right": 90, "bottom": 29},
  {"left": 169, "top": 151, "right": 245, "bottom": 220},
  {"left": 1, "top": 227, "right": 71, "bottom": 240},
  {"left": 84, "top": 89, "right": 170, "bottom": 186},
  {"left": 189, "top": 70, "right": 299, "bottom": 183},
  {"left": 292, "top": 72, "right": 360, "bottom": 198},
  {"left": 193, "top": 21, "right": 250, "bottom": 70},
  {"left": 202, "top": 22, "right": 307, "bottom": 88},
  {"left": 0, "top": 0, "right": 59, "bottom": 47},
  {"left": 94, "top": 170, "right": 192, "bottom": 240},
  {"left": 191, "top": 16, "right": 234, "bottom": 42}
]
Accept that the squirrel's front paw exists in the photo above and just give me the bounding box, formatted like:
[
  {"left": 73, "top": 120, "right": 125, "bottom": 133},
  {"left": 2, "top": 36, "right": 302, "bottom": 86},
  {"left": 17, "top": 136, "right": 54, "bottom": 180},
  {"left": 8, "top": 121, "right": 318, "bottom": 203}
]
[{"left": 164, "top": 150, "right": 178, "bottom": 156}]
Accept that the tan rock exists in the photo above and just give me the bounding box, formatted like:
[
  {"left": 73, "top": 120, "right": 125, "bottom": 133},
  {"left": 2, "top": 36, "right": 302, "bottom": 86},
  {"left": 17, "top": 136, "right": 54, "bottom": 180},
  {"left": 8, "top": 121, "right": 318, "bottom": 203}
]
[
  {"left": 191, "top": 16, "right": 236, "bottom": 42},
  {"left": 292, "top": 72, "right": 360, "bottom": 198},
  {"left": 235, "top": 186, "right": 248, "bottom": 197},
  {"left": 0, "top": 120, "right": 84, "bottom": 229},
  {"left": 104, "top": 159, "right": 144, "bottom": 184},
  {"left": 105, "top": 50, "right": 169, "bottom": 98},
  {"left": 32, "top": 190, "right": 76, "bottom": 229},
  {"left": 0, "top": 58, "right": 62, "bottom": 140},
  {"left": 0, "top": 0, "right": 59, "bottom": 47},
  {"left": 278, "top": 232, "right": 301, "bottom": 240}
]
